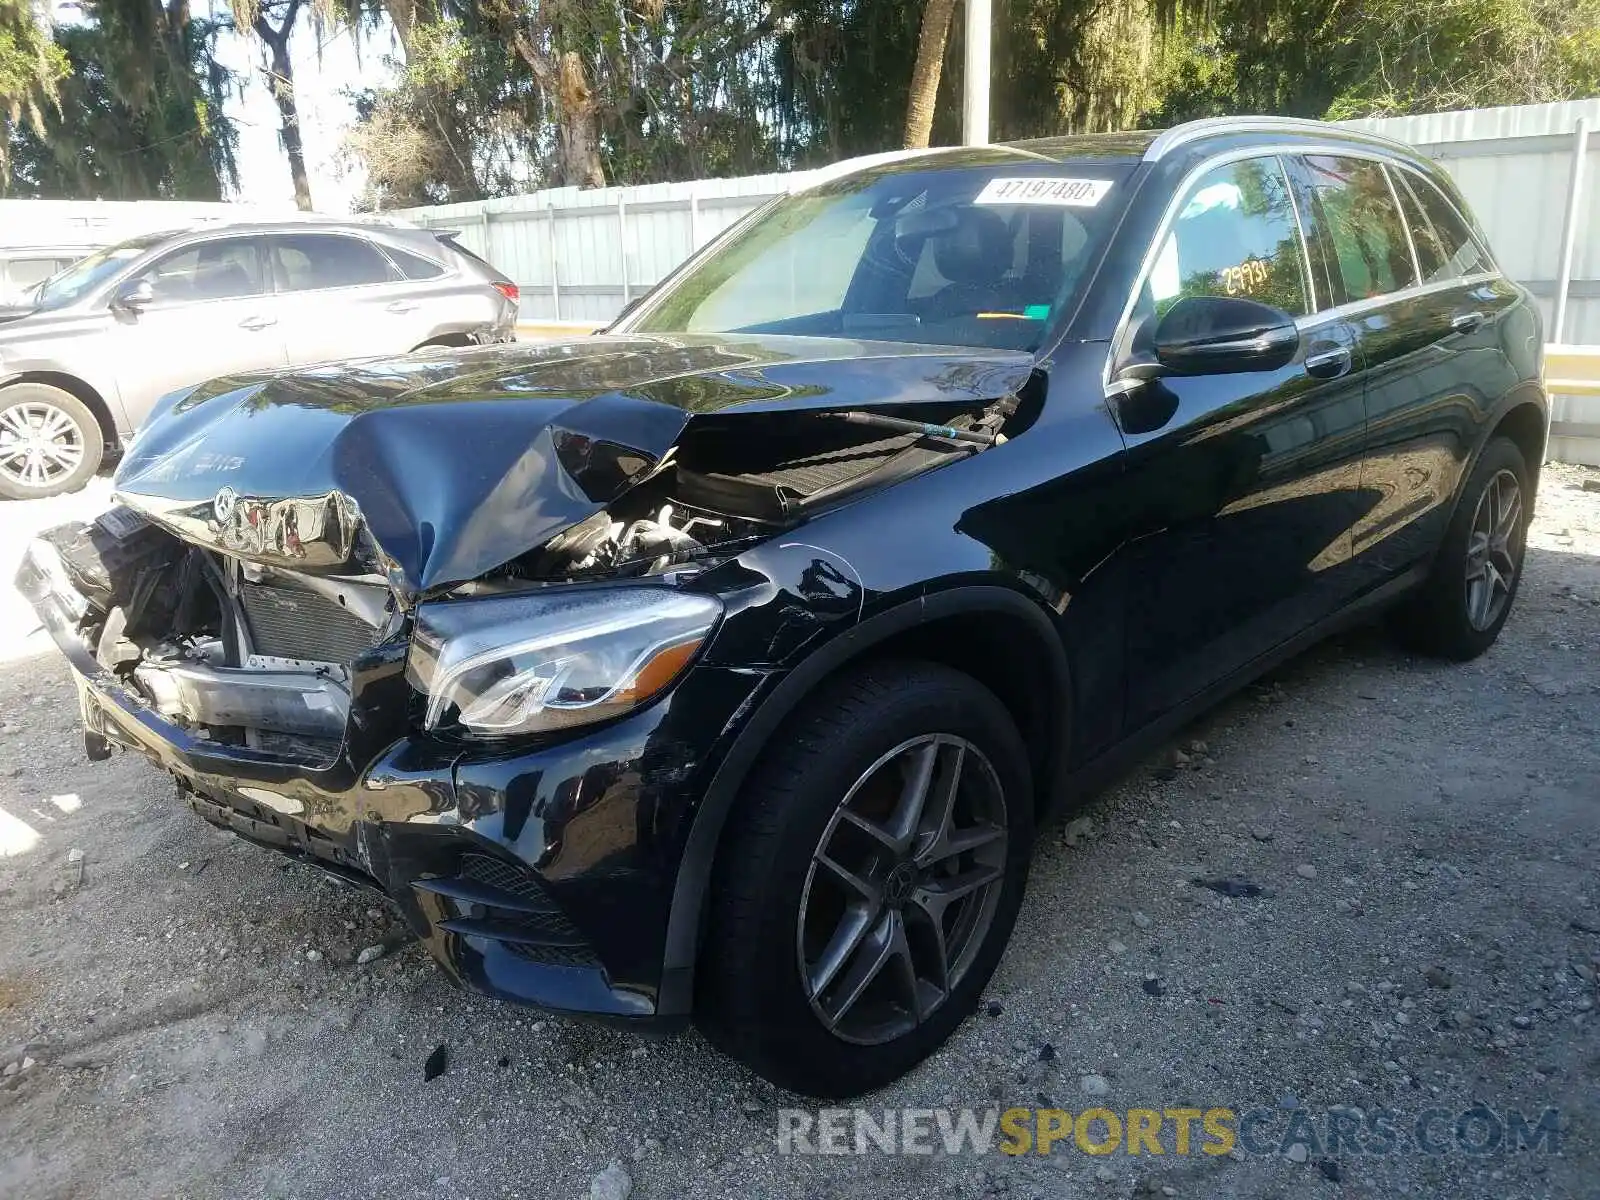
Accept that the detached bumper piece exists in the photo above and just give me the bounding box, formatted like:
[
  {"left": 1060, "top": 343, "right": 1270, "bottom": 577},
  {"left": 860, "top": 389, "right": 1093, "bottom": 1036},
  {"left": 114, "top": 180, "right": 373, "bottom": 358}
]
[{"left": 181, "top": 783, "right": 375, "bottom": 889}]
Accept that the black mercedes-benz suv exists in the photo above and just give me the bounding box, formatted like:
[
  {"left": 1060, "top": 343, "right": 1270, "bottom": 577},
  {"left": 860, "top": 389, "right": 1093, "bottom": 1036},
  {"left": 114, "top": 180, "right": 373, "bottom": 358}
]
[{"left": 19, "top": 117, "right": 1545, "bottom": 1098}]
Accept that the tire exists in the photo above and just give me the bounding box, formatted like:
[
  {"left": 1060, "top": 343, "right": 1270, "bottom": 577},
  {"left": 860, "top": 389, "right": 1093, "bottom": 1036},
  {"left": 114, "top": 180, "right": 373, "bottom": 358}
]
[
  {"left": 0, "top": 384, "right": 105, "bottom": 500},
  {"left": 697, "top": 659, "right": 1035, "bottom": 1098},
  {"left": 1393, "top": 435, "right": 1529, "bottom": 660}
]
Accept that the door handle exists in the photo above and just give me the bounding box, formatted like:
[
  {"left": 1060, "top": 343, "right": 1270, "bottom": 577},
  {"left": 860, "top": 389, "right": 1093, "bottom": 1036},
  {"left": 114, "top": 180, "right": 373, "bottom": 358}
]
[
  {"left": 385, "top": 301, "right": 420, "bottom": 314},
  {"left": 1304, "top": 346, "right": 1353, "bottom": 378},
  {"left": 239, "top": 315, "right": 277, "bottom": 331},
  {"left": 1451, "top": 310, "right": 1486, "bottom": 333}
]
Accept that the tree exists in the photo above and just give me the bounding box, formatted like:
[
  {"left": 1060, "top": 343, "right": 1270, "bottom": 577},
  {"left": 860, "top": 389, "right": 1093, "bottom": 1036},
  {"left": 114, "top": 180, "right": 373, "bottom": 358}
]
[
  {"left": 4, "top": 0, "right": 239, "bottom": 198},
  {"left": 345, "top": 13, "right": 541, "bottom": 207},
  {"left": 341, "top": 0, "right": 1600, "bottom": 205},
  {"left": 236, "top": 0, "right": 314, "bottom": 209},
  {"left": 1, "top": 0, "right": 69, "bottom": 182},
  {"left": 1149, "top": 0, "right": 1600, "bottom": 123},
  {"left": 903, "top": 0, "right": 956, "bottom": 148},
  {"left": 483, "top": 1, "right": 789, "bottom": 189}
]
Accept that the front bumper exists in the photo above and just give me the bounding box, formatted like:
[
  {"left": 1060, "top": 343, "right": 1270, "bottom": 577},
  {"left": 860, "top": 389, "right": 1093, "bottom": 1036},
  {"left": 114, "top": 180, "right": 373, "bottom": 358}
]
[{"left": 20, "top": 545, "right": 768, "bottom": 1022}]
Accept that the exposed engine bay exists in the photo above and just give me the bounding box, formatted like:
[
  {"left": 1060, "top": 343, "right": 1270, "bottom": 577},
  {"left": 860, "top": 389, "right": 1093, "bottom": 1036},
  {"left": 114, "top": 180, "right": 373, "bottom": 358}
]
[
  {"left": 498, "top": 401, "right": 1018, "bottom": 583},
  {"left": 33, "top": 389, "right": 1025, "bottom": 762}
]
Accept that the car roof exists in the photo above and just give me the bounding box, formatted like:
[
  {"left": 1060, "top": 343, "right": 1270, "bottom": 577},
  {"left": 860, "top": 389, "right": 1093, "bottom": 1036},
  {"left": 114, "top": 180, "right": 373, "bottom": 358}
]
[
  {"left": 160, "top": 217, "right": 424, "bottom": 238},
  {"left": 1002, "top": 130, "right": 1162, "bottom": 160},
  {"left": 819, "top": 117, "right": 1422, "bottom": 182}
]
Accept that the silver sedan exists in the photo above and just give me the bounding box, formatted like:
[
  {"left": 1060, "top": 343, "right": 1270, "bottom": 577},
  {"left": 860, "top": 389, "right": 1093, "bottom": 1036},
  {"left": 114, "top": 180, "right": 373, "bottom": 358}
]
[{"left": 0, "top": 219, "right": 519, "bottom": 498}]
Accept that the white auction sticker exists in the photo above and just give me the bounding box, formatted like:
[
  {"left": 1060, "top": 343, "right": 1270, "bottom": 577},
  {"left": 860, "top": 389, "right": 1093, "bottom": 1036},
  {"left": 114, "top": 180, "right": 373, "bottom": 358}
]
[{"left": 974, "top": 177, "right": 1114, "bottom": 207}]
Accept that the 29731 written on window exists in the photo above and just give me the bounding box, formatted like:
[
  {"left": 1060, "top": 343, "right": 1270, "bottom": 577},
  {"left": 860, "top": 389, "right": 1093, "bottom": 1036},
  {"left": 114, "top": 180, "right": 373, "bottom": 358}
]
[{"left": 1145, "top": 158, "right": 1309, "bottom": 319}]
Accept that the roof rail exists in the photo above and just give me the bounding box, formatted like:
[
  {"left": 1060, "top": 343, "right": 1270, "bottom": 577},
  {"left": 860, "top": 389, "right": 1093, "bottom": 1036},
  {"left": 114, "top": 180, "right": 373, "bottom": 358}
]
[{"left": 1143, "top": 116, "right": 1415, "bottom": 162}]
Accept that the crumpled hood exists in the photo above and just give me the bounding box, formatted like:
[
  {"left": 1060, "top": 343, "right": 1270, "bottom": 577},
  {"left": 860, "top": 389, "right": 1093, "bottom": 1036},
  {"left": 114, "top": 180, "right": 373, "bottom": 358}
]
[{"left": 113, "top": 332, "right": 1033, "bottom": 595}]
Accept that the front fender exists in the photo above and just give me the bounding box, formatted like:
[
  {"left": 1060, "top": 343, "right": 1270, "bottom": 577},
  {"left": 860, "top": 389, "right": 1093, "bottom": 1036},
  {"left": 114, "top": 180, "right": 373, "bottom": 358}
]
[{"left": 655, "top": 582, "right": 1071, "bottom": 1016}]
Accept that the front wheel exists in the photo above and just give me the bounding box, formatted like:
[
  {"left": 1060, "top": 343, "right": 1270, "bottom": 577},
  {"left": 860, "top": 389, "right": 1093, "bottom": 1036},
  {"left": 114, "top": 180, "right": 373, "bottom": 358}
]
[
  {"left": 0, "top": 384, "right": 105, "bottom": 500},
  {"left": 1394, "top": 435, "right": 1530, "bottom": 660},
  {"left": 697, "top": 660, "right": 1034, "bottom": 1098}
]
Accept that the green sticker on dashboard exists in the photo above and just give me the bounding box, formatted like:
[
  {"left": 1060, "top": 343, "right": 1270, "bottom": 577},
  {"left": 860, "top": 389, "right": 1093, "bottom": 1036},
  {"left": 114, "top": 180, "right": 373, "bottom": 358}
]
[{"left": 1024, "top": 304, "right": 1050, "bottom": 320}]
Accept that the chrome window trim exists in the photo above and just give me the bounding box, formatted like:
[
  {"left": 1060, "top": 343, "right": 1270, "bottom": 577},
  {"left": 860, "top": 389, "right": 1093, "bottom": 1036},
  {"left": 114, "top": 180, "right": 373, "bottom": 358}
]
[
  {"left": 1290, "top": 271, "right": 1501, "bottom": 331},
  {"left": 1381, "top": 162, "right": 1424, "bottom": 287},
  {"left": 1143, "top": 118, "right": 1413, "bottom": 163},
  {"left": 1104, "top": 140, "right": 1506, "bottom": 391},
  {"left": 1276, "top": 153, "right": 1318, "bottom": 313}
]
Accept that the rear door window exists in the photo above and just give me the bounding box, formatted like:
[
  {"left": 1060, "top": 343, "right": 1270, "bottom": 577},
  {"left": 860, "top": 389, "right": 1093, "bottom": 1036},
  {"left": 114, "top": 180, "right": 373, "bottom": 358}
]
[
  {"left": 1142, "top": 155, "right": 1310, "bottom": 318},
  {"left": 269, "top": 234, "right": 397, "bottom": 292},
  {"left": 1399, "top": 172, "right": 1490, "bottom": 280},
  {"left": 134, "top": 239, "right": 268, "bottom": 304},
  {"left": 1292, "top": 155, "right": 1418, "bottom": 305}
]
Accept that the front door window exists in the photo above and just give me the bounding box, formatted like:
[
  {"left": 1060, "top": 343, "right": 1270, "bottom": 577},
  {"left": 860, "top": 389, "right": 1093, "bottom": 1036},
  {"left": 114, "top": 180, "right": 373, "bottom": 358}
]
[{"left": 1145, "top": 156, "right": 1310, "bottom": 319}]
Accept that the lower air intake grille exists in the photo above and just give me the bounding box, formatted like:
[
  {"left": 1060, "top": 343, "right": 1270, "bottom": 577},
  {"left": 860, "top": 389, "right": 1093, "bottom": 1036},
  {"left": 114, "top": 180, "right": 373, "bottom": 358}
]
[
  {"left": 411, "top": 853, "right": 598, "bottom": 969},
  {"left": 239, "top": 581, "right": 376, "bottom": 665}
]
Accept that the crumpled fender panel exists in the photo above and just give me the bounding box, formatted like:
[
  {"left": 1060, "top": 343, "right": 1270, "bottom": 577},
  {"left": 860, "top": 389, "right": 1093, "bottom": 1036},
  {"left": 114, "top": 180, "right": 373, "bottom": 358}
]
[{"left": 113, "top": 333, "right": 1033, "bottom": 596}]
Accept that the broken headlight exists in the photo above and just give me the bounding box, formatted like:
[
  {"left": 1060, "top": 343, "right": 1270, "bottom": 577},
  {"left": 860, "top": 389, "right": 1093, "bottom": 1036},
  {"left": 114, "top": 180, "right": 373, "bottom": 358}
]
[{"left": 406, "top": 587, "right": 722, "bottom": 737}]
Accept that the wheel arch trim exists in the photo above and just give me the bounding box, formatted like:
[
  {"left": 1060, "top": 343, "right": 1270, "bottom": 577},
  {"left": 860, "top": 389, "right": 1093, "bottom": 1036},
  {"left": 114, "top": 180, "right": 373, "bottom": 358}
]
[
  {"left": 656, "top": 583, "right": 1071, "bottom": 1015},
  {"left": 1442, "top": 385, "right": 1548, "bottom": 532}
]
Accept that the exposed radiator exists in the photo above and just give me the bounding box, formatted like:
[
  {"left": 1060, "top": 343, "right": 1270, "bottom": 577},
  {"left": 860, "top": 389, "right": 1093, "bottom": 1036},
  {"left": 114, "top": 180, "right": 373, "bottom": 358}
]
[{"left": 238, "top": 580, "right": 377, "bottom": 666}]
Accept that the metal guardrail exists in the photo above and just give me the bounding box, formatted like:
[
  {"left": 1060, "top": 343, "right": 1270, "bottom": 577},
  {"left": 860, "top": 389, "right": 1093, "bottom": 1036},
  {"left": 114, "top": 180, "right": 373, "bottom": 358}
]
[
  {"left": 1546, "top": 344, "right": 1600, "bottom": 441},
  {"left": 515, "top": 320, "right": 604, "bottom": 341},
  {"left": 1545, "top": 345, "right": 1600, "bottom": 395}
]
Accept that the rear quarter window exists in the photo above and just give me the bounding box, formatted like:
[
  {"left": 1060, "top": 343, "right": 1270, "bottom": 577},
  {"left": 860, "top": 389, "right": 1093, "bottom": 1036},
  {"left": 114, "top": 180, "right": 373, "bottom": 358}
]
[
  {"left": 384, "top": 245, "right": 448, "bottom": 280},
  {"left": 1399, "top": 171, "right": 1491, "bottom": 280}
]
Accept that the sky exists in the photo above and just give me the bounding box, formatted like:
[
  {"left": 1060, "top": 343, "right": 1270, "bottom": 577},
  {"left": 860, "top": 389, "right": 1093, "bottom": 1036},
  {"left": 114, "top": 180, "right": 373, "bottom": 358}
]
[{"left": 211, "top": 10, "right": 397, "bottom": 214}]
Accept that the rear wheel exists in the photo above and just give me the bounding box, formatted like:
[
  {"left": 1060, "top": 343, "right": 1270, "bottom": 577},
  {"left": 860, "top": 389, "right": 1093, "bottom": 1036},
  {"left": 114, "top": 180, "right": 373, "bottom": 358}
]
[
  {"left": 697, "top": 660, "right": 1034, "bottom": 1097},
  {"left": 0, "top": 384, "right": 104, "bottom": 500},
  {"left": 1394, "top": 435, "right": 1529, "bottom": 660}
]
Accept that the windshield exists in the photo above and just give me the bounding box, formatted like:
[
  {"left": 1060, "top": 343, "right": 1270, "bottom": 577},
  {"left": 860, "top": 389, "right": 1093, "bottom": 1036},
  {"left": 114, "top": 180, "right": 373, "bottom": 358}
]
[
  {"left": 630, "top": 161, "right": 1137, "bottom": 351},
  {"left": 31, "top": 237, "right": 164, "bottom": 312}
]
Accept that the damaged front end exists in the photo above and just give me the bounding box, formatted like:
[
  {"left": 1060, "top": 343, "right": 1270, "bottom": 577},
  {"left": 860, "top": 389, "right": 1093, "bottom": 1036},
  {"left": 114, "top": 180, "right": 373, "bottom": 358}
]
[
  {"left": 19, "top": 512, "right": 395, "bottom": 765},
  {"left": 29, "top": 393, "right": 1030, "bottom": 762},
  {"left": 15, "top": 332, "right": 1036, "bottom": 1016}
]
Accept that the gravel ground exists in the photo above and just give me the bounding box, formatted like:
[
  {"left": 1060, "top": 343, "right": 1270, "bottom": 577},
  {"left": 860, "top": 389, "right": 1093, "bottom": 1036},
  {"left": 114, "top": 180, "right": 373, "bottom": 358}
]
[{"left": 0, "top": 464, "right": 1597, "bottom": 1200}]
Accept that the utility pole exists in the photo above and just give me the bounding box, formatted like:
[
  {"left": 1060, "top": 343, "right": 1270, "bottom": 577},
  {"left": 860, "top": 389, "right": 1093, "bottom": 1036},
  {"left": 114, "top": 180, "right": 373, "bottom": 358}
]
[{"left": 963, "top": 0, "right": 991, "bottom": 145}]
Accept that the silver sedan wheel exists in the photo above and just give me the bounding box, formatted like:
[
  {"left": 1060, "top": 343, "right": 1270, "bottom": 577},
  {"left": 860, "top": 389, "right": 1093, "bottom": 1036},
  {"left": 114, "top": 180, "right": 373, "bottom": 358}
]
[
  {"left": 796, "top": 734, "right": 1008, "bottom": 1046},
  {"left": 1464, "top": 468, "right": 1523, "bottom": 632},
  {"left": 0, "top": 402, "right": 86, "bottom": 491}
]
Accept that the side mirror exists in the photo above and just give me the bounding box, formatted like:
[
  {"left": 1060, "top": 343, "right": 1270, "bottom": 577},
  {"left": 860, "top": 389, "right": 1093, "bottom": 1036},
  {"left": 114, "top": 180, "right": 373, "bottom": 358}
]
[
  {"left": 113, "top": 278, "right": 154, "bottom": 312},
  {"left": 1149, "top": 295, "right": 1299, "bottom": 375}
]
